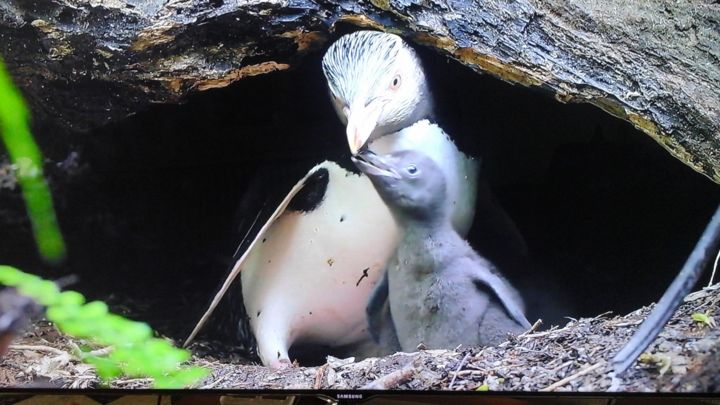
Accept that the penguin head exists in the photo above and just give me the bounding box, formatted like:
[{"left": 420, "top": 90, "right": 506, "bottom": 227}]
[
  {"left": 322, "top": 30, "right": 432, "bottom": 154},
  {"left": 352, "top": 150, "right": 447, "bottom": 222}
]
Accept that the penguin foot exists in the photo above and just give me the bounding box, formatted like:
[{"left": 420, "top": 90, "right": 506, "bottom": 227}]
[{"left": 268, "top": 357, "right": 293, "bottom": 369}]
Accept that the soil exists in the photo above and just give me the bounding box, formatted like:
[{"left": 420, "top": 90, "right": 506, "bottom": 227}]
[{"left": 0, "top": 284, "right": 717, "bottom": 392}]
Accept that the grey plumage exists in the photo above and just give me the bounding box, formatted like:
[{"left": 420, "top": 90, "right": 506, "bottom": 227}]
[{"left": 353, "top": 150, "right": 531, "bottom": 351}]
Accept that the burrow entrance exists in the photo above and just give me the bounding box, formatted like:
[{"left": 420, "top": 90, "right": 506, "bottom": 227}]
[{"left": 1, "top": 37, "right": 718, "bottom": 364}]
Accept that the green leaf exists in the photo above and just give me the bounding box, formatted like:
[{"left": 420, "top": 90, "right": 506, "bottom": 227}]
[
  {"left": 56, "top": 319, "right": 91, "bottom": 337},
  {"left": 152, "top": 375, "right": 173, "bottom": 389},
  {"left": 691, "top": 312, "right": 716, "bottom": 328},
  {"left": 17, "top": 279, "right": 59, "bottom": 305},
  {"left": 122, "top": 322, "right": 153, "bottom": 343},
  {"left": 57, "top": 290, "right": 85, "bottom": 307},
  {"left": 475, "top": 384, "right": 489, "bottom": 391},
  {"left": 0, "top": 266, "right": 208, "bottom": 387},
  {"left": 102, "top": 315, "right": 151, "bottom": 343},
  {"left": 86, "top": 355, "right": 122, "bottom": 379},
  {"left": 79, "top": 301, "right": 109, "bottom": 319},
  {"left": 157, "top": 367, "right": 209, "bottom": 389},
  {"left": 0, "top": 266, "right": 25, "bottom": 286},
  {"left": 46, "top": 305, "right": 73, "bottom": 322}
]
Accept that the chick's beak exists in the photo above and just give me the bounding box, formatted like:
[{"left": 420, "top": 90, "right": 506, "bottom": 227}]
[
  {"left": 345, "top": 103, "right": 381, "bottom": 155},
  {"left": 351, "top": 150, "right": 401, "bottom": 179}
]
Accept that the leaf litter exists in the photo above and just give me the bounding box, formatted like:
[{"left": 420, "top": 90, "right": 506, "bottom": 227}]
[{"left": 0, "top": 284, "right": 717, "bottom": 392}]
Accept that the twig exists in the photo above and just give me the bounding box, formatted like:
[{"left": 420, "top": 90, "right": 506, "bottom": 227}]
[
  {"left": 708, "top": 248, "right": 720, "bottom": 287},
  {"left": 539, "top": 361, "right": 605, "bottom": 392},
  {"left": 9, "top": 344, "right": 66, "bottom": 355},
  {"left": 200, "top": 372, "right": 226, "bottom": 389},
  {"left": 516, "top": 346, "right": 548, "bottom": 354},
  {"left": 517, "top": 319, "right": 543, "bottom": 337},
  {"left": 361, "top": 361, "right": 417, "bottom": 390},
  {"left": 550, "top": 360, "right": 574, "bottom": 374},
  {"left": 454, "top": 369, "right": 483, "bottom": 377},
  {"left": 520, "top": 325, "right": 570, "bottom": 339},
  {"left": 113, "top": 378, "right": 154, "bottom": 386},
  {"left": 686, "top": 284, "right": 720, "bottom": 303},
  {"left": 314, "top": 363, "right": 329, "bottom": 389},
  {"left": 84, "top": 346, "right": 113, "bottom": 357},
  {"left": 449, "top": 352, "right": 470, "bottom": 389},
  {"left": 593, "top": 311, "right": 614, "bottom": 319},
  {"left": 65, "top": 341, "right": 113, "bottom": 359},
  {"left": 612, "top": 320, "right": 643, "bottom": 328},
  {"left": 232, "top": 206, "right": 265, "bottom": 258}
]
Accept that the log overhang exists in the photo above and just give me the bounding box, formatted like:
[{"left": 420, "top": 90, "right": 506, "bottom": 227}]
[{"left": 1, "top": 0, "right": 718, "bottom": 181}]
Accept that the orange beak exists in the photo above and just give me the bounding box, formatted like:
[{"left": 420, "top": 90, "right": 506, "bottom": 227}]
[{"left": 345, "top": 104, "right": 381, "bottom": 155}]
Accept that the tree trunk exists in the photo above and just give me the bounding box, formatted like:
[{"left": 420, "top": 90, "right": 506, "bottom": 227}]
[{"left": 1, "top": 0, "right": 718, "bottom": 181}]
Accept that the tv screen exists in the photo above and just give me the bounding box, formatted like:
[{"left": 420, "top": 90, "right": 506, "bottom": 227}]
[{"left": 0, "top": 1, "right": 718, "bottom": 403}]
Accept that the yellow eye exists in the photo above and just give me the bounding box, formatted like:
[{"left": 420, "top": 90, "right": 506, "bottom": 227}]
[{"left": 390, "top": 75, "right": 401, "bottom": 90}]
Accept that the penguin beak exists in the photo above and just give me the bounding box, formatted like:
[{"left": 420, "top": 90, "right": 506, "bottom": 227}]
[
  {"left": 351, "top": 150, "right": 401, "bottom": 179},
  {"left": 345, "top": 103, "right": 381, "bottom": 155}
]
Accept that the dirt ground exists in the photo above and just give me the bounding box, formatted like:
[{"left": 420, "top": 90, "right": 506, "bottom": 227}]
[{"left": 0, "top": 284, "right": 718, "bottom": 393}]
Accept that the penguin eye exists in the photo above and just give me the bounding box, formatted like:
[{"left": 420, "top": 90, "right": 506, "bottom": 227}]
[
  {"left": 405, "top": 164, "right": 418, "bottom": 175},
  {"left": 389, "top": 74, "right": 401, "bottom": 90}
]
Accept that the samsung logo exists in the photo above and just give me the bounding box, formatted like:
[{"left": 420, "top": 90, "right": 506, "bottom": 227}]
[{"left": 336, "top": 393, "right": 363, "bottom": 399}]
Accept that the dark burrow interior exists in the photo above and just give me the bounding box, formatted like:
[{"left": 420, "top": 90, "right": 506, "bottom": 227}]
[{"left": 1, "top": 38, "right": 719, "bottom": 365}]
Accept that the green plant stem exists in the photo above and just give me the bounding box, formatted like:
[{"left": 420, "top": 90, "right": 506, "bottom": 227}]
[{"left": 0, "top": 56, "right": 65, "bottom": 262}]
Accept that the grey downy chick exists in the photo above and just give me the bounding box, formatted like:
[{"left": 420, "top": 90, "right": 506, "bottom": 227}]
[{"left": 352, "top": 150, "right": 531, "bottom": 352}]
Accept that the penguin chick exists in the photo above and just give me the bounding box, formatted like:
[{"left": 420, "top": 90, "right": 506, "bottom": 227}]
[{"left": 352, "top": 150, "right": 531, "bottom": 352}]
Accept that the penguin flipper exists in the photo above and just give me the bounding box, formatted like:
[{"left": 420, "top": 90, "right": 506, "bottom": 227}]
[
  {"left": 183, "top": 168, "right": 313, "bottom": 347},
  {"left": 464, "top": 257, "right": 532, "bottom": 330},
  {"left": 366, "top": 268, "right": 389, "bottom": 343},
  {"left": 365, "top": 268, "right": 401, "bottom": 353}
]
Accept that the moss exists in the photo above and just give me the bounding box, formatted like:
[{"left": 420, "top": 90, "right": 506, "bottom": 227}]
[{"left": 369, "top": 0, "right": 392, "bottom": 12}]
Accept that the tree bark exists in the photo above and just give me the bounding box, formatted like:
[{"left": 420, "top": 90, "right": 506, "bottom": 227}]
[{"left": 1, "top": 0, "right": 718, "bottom": 181}]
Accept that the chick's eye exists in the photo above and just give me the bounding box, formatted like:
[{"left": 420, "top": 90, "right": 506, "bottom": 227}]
[
  {"left": 390, "top": 75, "right": 401, "bottom": 90},
  {"left": 406, "top": 164, "right": 418, "bottom": 175}
]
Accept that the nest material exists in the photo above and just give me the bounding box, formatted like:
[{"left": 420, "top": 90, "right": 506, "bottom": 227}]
[{"left": 0, "top": 285, "right": 718, "bottom": 392}]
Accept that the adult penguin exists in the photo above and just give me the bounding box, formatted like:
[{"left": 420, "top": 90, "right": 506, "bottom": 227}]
[{"left": 185, "top": 30, "right": 525, "bottom": 368}]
